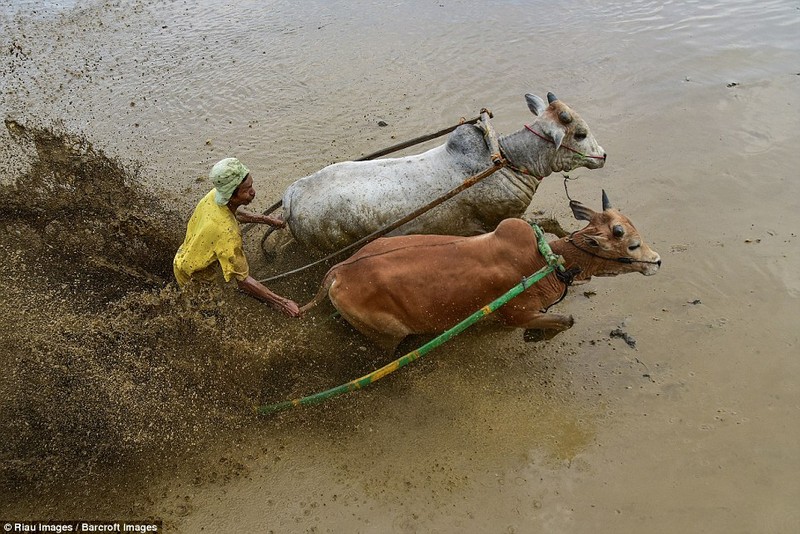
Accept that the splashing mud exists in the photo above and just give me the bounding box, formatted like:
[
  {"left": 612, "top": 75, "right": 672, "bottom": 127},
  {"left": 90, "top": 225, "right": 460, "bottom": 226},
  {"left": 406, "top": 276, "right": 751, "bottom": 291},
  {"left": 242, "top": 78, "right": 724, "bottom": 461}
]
[
  {"left": 0, "top": 120, "right": 315, "bottom": 515},
  {"left": 0, "top": 120, "right": 598, "bottom": 529},
  {"left": 0, "top": 120, "right": 455, "bottom": 521}
]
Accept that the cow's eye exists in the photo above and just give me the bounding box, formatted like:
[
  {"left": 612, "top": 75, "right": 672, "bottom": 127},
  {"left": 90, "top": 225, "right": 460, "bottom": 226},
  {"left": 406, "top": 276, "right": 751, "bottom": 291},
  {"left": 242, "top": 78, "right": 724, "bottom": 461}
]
[
  {"left": 628, "top": 243, "right": 640, "bottom": 251},
  {"left": 612, "top": 225, "right": 625, "bottom": 238},
  {"left": 574, "top": 131, "right": 587, "bottom": 141}
]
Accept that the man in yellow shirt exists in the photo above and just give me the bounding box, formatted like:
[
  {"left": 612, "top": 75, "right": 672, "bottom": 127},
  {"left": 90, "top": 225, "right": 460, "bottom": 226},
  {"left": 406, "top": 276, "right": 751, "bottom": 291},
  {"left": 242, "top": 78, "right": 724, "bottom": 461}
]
[{"left": 174, "top": 157, "right": 301, "bottom": 317}]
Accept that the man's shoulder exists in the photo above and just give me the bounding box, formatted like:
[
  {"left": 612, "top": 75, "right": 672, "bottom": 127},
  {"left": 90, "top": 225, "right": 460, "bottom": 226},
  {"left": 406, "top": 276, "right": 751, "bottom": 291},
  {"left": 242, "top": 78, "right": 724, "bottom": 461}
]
[
  {"left": 195, "top": 190, "right": 230, "bottom": 218},
  {"left": 187, "top": 190, "right": 233, "bottom": 230},
  {"left": 196, "top": 188, "right": 219, "bottom": 208}
]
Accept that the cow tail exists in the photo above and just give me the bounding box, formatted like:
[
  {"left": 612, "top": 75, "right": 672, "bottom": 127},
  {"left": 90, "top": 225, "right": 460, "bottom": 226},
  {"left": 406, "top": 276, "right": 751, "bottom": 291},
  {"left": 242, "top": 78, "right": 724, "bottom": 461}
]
[{"left": 299, "top": 270, "right": 336, "bottom": 316}]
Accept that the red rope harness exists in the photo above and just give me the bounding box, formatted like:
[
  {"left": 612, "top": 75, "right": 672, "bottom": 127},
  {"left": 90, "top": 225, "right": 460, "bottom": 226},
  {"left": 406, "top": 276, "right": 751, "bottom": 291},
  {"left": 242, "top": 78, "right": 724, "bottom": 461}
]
[
  {"left": 524, "top": 124, "right": 606, "bottom": 160},
  {"left": 502, "top": 159, "right": 541, "bottom": 179}
]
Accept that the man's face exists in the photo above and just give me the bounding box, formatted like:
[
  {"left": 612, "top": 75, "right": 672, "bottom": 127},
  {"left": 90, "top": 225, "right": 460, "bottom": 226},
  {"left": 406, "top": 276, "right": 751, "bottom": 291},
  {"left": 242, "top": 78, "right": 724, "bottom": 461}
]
[{"left": 231, "top": 174, "right": 256, "bottom": 205}]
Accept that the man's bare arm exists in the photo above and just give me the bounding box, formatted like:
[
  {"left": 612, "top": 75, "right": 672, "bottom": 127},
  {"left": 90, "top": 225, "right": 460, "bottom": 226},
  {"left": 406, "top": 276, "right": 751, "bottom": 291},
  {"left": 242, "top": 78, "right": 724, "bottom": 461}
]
[
  {"left": 237, "top": 276, "right": 300, "bottom": 317},
  {"left": 235, "top": 209, "right": 286, "bottom": 227}
]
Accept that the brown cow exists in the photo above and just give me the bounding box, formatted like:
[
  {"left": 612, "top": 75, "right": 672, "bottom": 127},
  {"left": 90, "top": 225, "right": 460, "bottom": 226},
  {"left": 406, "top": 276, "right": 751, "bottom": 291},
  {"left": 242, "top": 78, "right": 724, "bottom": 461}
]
[{"left": 301, "top": 192, "right": 661, "bottom": 352}]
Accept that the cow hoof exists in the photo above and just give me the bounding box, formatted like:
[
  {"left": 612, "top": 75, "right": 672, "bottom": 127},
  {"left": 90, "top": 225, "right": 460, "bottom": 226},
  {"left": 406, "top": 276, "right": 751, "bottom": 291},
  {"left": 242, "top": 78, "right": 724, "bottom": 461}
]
[
  {"left": 523, "top": 328, "right": 564, "bottom": 343},
  {"left": 524, "top": 329, "right": 546, "bottom": 343},
  {"left": 260, "top": 246, "right": 277, "bottom": 263}
]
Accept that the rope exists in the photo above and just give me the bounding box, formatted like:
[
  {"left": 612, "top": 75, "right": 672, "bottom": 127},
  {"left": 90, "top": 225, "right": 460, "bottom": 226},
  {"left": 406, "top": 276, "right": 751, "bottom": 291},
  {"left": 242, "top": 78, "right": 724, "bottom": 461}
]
[
  {"left": 355, "top": 115, "right": 483, "bottom": 161},
  {"left": 524, "top": 124, "right": 606, "bottom": 160},
  {"left": 255, "top": 224, "right": 564, "bottom": 415},
  {"left": 241, "top": 116, "right": 483, "bottom": 236},
  {"left": 257, "top": 160, "right": 506, "bottom": 283},
  {"left": 565, "top": 233, "right": 661, "bottom": 266}
]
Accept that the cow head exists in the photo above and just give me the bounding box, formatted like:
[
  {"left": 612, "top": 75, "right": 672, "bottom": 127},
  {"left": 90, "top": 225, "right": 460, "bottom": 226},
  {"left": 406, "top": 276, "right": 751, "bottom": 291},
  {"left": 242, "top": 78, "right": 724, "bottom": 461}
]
[
  {"left": 567, "top": 190, "right": 661, "bottom": 277},
  {"left": 525, "top": 92, "right": 606, "bottom": 172}
]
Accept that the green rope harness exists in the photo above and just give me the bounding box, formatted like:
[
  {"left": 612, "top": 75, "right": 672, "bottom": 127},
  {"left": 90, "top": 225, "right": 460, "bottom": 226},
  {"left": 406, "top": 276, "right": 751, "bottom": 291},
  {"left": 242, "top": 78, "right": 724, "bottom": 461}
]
[{"left": 255, "top": 224, "right": 564, "bottom": 415}]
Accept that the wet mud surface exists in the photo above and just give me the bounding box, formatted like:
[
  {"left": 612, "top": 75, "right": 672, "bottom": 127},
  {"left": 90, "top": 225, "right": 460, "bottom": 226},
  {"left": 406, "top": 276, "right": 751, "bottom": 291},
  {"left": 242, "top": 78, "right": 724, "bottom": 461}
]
[
  {"left": 0, "top": 123, "right": 339, "bottom": 519},
  {"left": 2, "top": 1, "right": 799, "bottom": 533}
]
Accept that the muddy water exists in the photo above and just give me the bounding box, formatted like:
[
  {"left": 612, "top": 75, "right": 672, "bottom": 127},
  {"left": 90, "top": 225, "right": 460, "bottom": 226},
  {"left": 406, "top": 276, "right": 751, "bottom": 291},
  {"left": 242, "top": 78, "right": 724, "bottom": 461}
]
[{"left": 1, "top": 0, "right": 799, "bottom": 532}]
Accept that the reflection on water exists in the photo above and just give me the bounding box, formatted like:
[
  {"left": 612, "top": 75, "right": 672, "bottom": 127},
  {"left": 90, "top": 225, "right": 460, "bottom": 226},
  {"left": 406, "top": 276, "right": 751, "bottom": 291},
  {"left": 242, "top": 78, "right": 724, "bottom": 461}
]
[
  {"left": 2, "top": 0, "right": 797, "bottom": 198},
  {"left": 1, "top": 0, "right": 81, "bottom": 12}
]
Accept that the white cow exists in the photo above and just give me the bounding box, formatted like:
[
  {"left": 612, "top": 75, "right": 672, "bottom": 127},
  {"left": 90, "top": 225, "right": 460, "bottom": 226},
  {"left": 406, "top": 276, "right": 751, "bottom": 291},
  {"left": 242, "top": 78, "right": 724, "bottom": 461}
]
[{"left": 282, "top": 92, "right": 606, "bottom": 253}]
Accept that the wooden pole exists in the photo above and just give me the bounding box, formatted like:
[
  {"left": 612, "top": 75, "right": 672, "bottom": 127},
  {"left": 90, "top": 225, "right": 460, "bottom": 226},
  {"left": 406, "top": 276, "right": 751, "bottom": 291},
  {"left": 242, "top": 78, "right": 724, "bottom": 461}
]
[{"left": 241, "top": 114, "right": 486, "bottom": 236}]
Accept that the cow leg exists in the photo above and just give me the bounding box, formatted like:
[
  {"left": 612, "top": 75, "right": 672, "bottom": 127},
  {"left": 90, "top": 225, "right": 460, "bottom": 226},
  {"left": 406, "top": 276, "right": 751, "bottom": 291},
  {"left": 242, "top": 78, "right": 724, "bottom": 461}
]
[
  {"left": 259, "top": 229, "right": 296, "bottom": 263},
  {"left": 504, "top": 311, "right": 575, "bottom": 343},
  {"left": 503, "top": 310, "right": 574, "bottom": 330},
  {"left": 335, "top": 308, "right": 408, "bottom": 354},
  {"left": 360, "top": 328, "right": 405, "bottom": 354},
  {"left": 523, "top": 328, "right": 562, "bottom": 343}
]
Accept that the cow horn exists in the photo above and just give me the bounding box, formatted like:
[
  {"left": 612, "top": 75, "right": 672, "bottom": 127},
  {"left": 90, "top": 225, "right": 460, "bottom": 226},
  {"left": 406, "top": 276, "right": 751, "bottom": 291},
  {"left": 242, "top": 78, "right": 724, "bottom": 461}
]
[
  {"left": 547, "top": 92, "right": 558, "bottom": 104},
  {"left": 602, "top": 190, "right": 612, "bottom": 211}
]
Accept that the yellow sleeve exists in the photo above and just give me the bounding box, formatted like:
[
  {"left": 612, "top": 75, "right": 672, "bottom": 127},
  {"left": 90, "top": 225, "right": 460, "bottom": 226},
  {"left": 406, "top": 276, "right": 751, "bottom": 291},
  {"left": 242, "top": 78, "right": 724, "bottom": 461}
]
[{"left": 217, "top": 237, "right": 250, "bottom": 282}]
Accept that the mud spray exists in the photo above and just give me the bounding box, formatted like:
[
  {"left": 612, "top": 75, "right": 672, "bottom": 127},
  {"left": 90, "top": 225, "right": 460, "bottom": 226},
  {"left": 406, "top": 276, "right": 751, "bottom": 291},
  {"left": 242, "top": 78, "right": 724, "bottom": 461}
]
[
  {"left": 0, "top": 119, "right": 341, "bottom": 517},
  {"left": 0, "top": 119, "right": 596, "bottom": 527}
]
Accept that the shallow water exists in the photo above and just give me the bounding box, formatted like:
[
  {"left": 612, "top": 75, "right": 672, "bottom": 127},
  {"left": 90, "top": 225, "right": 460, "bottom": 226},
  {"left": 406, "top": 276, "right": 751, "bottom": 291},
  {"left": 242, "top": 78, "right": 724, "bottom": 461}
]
[{"left": 1, "top": 0, "right": 799, "bottom": 532}]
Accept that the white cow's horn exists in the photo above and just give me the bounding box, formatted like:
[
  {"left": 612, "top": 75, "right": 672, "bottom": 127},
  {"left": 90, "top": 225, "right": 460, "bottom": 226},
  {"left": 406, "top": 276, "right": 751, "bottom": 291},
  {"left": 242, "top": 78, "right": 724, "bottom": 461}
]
[{"left": 547, "top": 92, "right": 559, "bottom": 104}]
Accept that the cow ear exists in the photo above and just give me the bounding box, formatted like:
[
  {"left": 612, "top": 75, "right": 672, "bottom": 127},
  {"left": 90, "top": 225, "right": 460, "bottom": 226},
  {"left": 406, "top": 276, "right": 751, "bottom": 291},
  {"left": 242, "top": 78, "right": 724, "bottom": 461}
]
[
  {"left": 525, "top": 93, "right": 546, "bottom": 116},
  {"left": 582, "top": 235, "right": 601, "bottom": 248},
  {"left": 540, "top": 121, "right": 565, "bottom": 151},
  {"left": 549, "top": 126, "right": 564, "bottom": 151},
  {"left": 570, "top": 200, "right": 597, "bottom": 221}
]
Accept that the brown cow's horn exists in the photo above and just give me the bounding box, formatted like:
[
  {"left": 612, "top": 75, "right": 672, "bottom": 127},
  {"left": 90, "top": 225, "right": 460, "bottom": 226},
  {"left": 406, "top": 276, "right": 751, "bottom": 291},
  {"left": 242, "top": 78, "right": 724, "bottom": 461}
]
[
  {"left": 547, "top": 92, "right": 558, "bottom": 104},
  {"left": 602, "top": 190, "right": 612, "bottom": 211}
]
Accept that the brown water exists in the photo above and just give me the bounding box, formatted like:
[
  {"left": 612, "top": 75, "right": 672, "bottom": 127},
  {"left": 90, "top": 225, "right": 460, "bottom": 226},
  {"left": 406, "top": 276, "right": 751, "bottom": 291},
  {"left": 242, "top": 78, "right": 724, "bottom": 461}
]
[{"left": 1, "top": 0, "right": 799, "bottom": 532}]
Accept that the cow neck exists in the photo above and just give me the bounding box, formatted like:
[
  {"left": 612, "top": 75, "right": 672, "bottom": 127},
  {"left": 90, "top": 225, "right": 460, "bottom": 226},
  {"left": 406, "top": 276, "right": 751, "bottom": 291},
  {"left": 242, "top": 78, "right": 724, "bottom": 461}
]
[
  {"left": 528, "top": 235, "right": 575, "bottom": 313},
  {"left": 497, "top": 130, "right": 551, "bottom": 180},
  {"left": 548, "top": 234, "right": 606, "bottom": 282}
]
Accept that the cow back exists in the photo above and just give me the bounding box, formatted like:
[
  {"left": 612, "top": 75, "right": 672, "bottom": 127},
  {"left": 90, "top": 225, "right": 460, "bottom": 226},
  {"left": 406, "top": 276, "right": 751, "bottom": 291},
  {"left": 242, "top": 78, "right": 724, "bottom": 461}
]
[{"left": 328, "top": 219, "right": 542, "bottom": 334}]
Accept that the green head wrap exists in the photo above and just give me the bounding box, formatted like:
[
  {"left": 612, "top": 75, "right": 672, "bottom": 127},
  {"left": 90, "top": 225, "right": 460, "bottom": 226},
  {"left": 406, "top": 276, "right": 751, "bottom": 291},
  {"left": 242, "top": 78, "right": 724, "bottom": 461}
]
[{"left": 210, "top": 157, "right": 250, "bottom": 205}]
